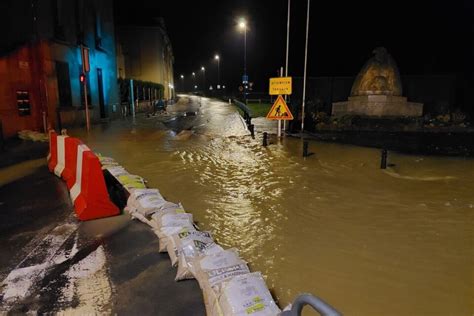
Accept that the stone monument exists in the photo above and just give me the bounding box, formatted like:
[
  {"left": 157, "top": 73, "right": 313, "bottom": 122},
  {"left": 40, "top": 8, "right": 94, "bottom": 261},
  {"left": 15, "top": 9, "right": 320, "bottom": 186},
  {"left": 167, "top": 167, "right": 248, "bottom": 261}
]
[{"left": 332, "top": 47, "right": 423, "bottom": 117}]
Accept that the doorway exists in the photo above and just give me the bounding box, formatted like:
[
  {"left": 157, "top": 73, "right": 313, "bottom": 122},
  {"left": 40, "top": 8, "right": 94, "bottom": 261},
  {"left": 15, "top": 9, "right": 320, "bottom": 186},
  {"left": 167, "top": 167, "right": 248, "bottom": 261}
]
[{"left": 97, "top": 68, "right": 106, "bottom": 118}]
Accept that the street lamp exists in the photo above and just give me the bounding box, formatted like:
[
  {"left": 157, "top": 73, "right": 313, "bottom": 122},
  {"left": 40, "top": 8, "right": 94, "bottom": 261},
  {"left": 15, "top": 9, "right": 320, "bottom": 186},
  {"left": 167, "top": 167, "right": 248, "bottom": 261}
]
[
  {"left": 201, "top": 66, "right": 206, "bottom": 91},
  {"left": 180, "top": 74, "right": 184, "bottom": 92},
  {"left": 238, "top": 18, "right": 248, "bottom": 101},
  {"left": 214, "top": 54, "right": 220, "bottom": 88}
]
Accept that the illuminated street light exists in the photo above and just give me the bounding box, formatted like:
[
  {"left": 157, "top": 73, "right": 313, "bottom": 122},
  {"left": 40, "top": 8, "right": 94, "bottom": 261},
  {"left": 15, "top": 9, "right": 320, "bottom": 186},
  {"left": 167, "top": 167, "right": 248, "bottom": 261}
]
[
  {"left": 180, "top": 74, "right": 184, "bottom": 79},
  {"left": 214, "top": 55, "right": 220, "bottom": 88},
  {"left": 238, "top": 19, "right": 247, "bottom": 30}
]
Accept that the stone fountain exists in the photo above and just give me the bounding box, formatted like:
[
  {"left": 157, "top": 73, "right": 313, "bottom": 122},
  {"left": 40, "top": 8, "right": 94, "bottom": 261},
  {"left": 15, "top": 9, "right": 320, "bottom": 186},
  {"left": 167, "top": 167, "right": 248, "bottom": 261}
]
[{"left": 332, "top": 47, "right": 423, "bottom": 117}]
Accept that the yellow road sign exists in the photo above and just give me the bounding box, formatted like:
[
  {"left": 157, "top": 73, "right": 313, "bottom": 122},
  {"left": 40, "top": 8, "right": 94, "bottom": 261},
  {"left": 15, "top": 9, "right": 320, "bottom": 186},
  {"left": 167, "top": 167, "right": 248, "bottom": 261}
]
[
  {"left": 266, "top": 95, "right": 294, "bottom": 120},
  {"left": 269, "top": 77, "right": 292, "bottom": 95}
]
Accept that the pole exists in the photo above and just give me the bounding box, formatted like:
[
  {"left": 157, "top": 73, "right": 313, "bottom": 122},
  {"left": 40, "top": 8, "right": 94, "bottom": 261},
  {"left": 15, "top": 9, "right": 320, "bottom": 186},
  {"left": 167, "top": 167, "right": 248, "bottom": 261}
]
[
  {"left": 381, "top": 149, "right": 388, "bottom": 169},
  {"left": 130, "top": 79, "right": 135, "bottom": 118},
  {"left": 278, "top": 66, "right": 283, "bottom": 138},
  {"left": 203, "top": 69, "right": 206, "bottom": 92},
  {"left": 284, "top": 0, "right": 291, "bottom": 134},
  {"left": 301, "top": 0, "right": 310, "bottom": 134},
  {"left": 84, "top": 75, "right": 90, "bottom": 132},
  {"left": 244, "top": 28, "right": 247, "bottom": 80},
  {"left": 217, "top": 58, "right": 220, "bottom": 87}
]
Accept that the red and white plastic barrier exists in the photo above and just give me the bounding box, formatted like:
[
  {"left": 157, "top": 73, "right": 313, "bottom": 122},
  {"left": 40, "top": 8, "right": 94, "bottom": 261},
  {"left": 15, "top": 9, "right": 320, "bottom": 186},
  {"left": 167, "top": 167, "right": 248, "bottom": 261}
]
[
  {"left": 53, "top": 135, "right": 69, "bottom": 177},
  {"left": 63, "top": 137, "right": 83, "bottom": 189},
  {"left": 48, "top": 130, "right": 119, "bottom": 221}
]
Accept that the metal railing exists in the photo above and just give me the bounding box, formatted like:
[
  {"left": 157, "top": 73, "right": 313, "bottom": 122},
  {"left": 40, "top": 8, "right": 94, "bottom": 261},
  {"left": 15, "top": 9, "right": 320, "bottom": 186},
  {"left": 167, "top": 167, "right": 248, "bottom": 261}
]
[
  {"left": 233, "top": 99, "right": 253, "bottom": 127},
  {"left": 280, "top": 294, "right": 342, "bottom": 316},
  {"left": 233, "top": 99, "right": 252, "bottom": 117}
]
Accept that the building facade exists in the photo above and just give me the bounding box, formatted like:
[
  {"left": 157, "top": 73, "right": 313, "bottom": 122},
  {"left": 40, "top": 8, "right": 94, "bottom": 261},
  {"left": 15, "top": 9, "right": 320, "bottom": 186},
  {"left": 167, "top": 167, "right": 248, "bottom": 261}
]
[
  {"left": 116, "top": 19, "right": 175, "bottom": 100},
  {"left": 0, "top": 0, "right": 119, "bottom": 138}
]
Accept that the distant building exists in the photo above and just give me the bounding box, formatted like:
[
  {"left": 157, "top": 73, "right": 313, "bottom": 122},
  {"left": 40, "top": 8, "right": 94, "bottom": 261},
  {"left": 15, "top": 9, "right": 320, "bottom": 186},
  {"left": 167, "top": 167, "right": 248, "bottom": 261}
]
[
  {"left": 0, "top": 0, "right": 119, "bottom": 138},
  {"left": 116, "top": 19, "right": 175, "bottom": 100}
]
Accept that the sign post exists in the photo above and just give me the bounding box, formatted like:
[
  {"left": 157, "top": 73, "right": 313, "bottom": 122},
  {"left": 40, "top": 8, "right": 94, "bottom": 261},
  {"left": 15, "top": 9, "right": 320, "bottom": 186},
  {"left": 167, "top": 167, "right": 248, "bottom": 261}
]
[
  {"left": 80, "top": 45, "right": 90, "bottom": 132},
  {"left": 268, "top": 76, "right": 293, "bottom": 137}
]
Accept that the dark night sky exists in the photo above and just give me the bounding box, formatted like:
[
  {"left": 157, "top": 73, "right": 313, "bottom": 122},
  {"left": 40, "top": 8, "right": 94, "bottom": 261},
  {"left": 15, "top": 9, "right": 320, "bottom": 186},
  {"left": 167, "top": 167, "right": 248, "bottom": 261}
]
[{"left": 116, "top": 0, "right": 474, "bottom": 92}]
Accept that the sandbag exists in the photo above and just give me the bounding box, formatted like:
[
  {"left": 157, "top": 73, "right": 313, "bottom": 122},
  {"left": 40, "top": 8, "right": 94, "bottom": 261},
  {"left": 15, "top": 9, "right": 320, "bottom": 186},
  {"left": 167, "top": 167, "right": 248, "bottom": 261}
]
[
  {"left": 98, "top": 156, "right": 120, "bottom": 168},
  {"left": 155, "top": 225, "right": 196, "bottom": 256},
  {"left": 117, "top": 174, "right": 147, "bottom": 191},
  {"left": 152, "top": 212, "right": 193, "bottom": 252},
  {"left": 126, "top": 188, "right": 166, "bottom": 216},
  {"left": 105, "top": 166, "right": 129, "bottom": 178},
  {"left": 193, "top": 248, "right": 251, "bottom": 315},
  {"left": 217, "top": 272, "right": 281, "bottom": 316},
  {"left": 172, "top": 231, "right": 223, "bottom": 281}
]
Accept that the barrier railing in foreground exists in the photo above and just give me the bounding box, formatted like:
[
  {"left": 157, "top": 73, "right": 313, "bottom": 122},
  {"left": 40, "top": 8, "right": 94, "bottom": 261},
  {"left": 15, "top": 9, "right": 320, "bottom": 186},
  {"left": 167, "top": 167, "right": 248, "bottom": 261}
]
[{"left": 281, "top": 294, "right": 342, "bottom": 316}]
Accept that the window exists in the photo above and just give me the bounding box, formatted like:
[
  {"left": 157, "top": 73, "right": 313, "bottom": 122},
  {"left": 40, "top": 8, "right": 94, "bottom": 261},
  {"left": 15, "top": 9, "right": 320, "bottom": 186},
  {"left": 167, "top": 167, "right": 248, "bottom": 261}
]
[
  {"left": 55, "top": 61, "right": 72, "bottom": 107},
  {"left": 16, "top": 91, "right": 31, "bottom": 116}
]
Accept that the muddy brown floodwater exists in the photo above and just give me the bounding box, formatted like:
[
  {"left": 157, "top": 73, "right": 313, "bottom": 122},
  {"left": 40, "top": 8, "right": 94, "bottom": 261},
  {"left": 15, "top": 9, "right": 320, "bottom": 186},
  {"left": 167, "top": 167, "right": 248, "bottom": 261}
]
[{"left": 73, "top": 96, "right": 473, "bottom": 315}]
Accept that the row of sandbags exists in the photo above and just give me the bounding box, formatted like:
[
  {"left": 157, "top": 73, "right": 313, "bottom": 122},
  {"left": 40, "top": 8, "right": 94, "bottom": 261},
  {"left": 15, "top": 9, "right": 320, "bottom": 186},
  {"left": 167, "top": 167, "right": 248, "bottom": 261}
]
[{"left": 99, "top": 156, "right": 283, "bottom": 316}]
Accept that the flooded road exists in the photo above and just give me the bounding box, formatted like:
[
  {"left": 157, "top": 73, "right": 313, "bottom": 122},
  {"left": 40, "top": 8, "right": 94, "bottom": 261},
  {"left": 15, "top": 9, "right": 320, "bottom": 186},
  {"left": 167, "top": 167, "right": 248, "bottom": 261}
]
[{"left": 73, "top": 95, "right": 473, "bottom": 315}]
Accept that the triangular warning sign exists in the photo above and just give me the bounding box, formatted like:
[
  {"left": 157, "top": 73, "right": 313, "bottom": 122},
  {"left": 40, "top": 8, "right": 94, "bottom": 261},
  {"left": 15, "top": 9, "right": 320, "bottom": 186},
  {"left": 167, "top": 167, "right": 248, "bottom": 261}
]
[{"left": 266, "top": 95, "right": 294, "bottom": 120}]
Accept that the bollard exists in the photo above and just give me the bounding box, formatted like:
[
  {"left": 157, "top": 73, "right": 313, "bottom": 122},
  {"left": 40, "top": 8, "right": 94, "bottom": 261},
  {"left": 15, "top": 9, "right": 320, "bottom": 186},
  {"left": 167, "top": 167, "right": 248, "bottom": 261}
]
[
  {"left": 249, "top": 124, "right": 255, "bottom": 139},
  {"left": 56, "top": 109, "right": 63, "bottom": 133},
  {"left": 0, "top": 120, "right": 4, "bottom": 152},
  {"left": 229, "top": 98, "right": 231, "bottom": 104},
  {"left": 303, "top": 140, "right": 309, "bottom": 157},
  {"left": 381, "top": 149, "right": 387, "bottom": 169},
  {"left": 263, "top": 132, "right": 268, "bottom": 147}
]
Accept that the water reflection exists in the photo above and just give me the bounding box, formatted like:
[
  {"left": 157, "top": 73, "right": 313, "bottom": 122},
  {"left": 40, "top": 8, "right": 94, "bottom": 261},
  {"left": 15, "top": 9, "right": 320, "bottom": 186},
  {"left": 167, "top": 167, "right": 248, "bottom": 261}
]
[{"left": 71, "top": 96, "right": 474, "bottom": 316}]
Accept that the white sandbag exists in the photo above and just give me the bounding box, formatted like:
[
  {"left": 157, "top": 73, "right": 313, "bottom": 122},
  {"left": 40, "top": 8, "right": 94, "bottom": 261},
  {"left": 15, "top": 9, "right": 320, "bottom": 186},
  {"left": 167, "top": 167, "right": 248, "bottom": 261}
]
[
  {"left": 155, "top": 225, "right": 196, "bottom": 255},
  {"left": 98, "top": 156, "right": 120, "bottom": 168},
  {"left": 118, "top": 174, "right": 147, "bottom": 191},
  {"left": 217, "top": 272, "right": 281, "bottom": 316},
  {"left": 152, "top": 212, "right": 192, "bottom": 232},
  {"left": 151, "top": 208, "right": 194, "bottom": 248},
  {"left": 105, "top": 166, "right": 129, "bottom": 178},
  {"left": 173, "top": 231, "right": 223, "bottom": 281},
  {"left": 194, "top": 248, "right": 250, "bottom": 289},
  {"left": 126, "top": 188, "right": 166, "bottom": 216},
  {"left": 149, "top": 202, "right": 186, "bottom": 229},
  {"left": 193, "top": 248, "right": 251, "bottom": 315},
  {"left": 128, "top": 210, "right": 154, "bottom": 227}
]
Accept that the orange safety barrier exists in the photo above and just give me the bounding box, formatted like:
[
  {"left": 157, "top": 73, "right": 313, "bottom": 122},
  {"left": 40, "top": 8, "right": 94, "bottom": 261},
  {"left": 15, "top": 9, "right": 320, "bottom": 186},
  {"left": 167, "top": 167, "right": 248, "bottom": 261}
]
[
  {"left": 48, "top": 131, "right": 119, "bottom": 221},
  {"left": 69, "top": 147, "right": 120, "bottom": 221},
  {"left": 62, "top": 137, "right": 83, "bottom": 189}
]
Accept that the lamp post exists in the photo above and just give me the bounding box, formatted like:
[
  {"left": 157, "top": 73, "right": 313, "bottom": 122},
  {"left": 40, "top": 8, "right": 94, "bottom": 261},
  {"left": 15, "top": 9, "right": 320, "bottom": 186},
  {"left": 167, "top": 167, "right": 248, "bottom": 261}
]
[
  {"left": 201, "top": 66, "right": 206, "bottom": 92},
  {"left": 180, "top": 74, "right": 184, "bottom": 92},
  {"left": 238, "top": 18, "right": 248, "bottom": 101},
  {"left": 214, "top": 55, "right": 220, "bottom": 88},
  {"left": 192, "top": 72, "right": 196, "bottom": 90},
  {"left": 301, "top": 0, "right": 310, "bottom": 133}
]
